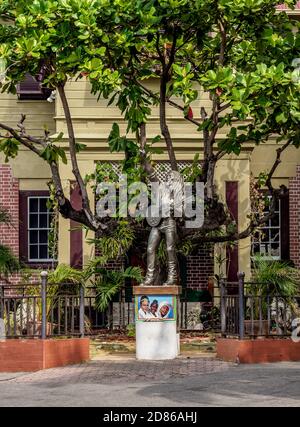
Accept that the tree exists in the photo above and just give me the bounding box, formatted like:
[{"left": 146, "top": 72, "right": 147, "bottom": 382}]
[{"left": 0, "top": 0, "right": 300, "bottom": 266}]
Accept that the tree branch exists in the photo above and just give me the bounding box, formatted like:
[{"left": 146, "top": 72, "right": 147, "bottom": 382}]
[
  {"left": 0, "top": 121, "right": 42, "bottom": 156},
  {"left": 156, "top": 29, "right": 178, "bottom": 171},
  {"left": 0, "top": 117, "right": 99, "bottom": 230},
  {"left": 265, "top": 139, "right": 292, "bottom": 192},
  {"left": 189, "top": 139, "right": 292, "bottom": 243},
  {"left": 138, "top": 123, "right": 158, "bottom": 182},
  {"left": 57, "top": 83, "right": 105, "bottom": 231}
]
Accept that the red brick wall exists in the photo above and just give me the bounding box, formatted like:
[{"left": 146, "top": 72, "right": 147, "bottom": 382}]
[
  {"left": 289, "top": 165, "right": 300, "bottom": 268},
  {"left": 0, "top": 338, "right": 90, "bottom": 372},
  {"left": 0, "top": 164, "right": 19, "bottom": 256},
  {"left": 185, "top": 244, "right": 214, "bottom": 289},
  {"left": 0, "top": 164, "right": 20, "bottom": 288},
  {"left": 217, "top": 338, "right": 300, "bottom": 364}
]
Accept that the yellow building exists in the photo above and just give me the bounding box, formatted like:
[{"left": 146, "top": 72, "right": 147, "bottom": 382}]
[{"left": 1, "top": 5, "right": 300, "bottom": 290}]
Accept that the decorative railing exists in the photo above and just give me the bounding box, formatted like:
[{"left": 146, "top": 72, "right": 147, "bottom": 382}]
[{"left": 1, "top": 272, "right": 299, "bottom": 339}]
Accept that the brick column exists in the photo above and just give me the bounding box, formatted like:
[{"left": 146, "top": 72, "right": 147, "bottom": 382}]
[
  {"left": 186, "top": 244, "right": 214, "bottom": 290},
  {"left": 0, "top": 164, "right": 20, "bottom": 287},
  {"left": 0, "top": 164, "right": 19, "bottom": 256},
  {"left": 289, "top": 165, "right": 300, "bottom": 268}
]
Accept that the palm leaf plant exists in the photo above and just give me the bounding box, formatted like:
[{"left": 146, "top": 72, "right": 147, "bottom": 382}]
[
  {"left": 91, "top": 266, "right": 143, "bottom": 312},
  {"left": 0, "top": 245, "right": 20, "bottom": 278},
  {"left": 247, "top": 255, "right": 300, "bottom": 322},
  {"left": 251, "top": 255, "right": 300, "bottom": 298}
]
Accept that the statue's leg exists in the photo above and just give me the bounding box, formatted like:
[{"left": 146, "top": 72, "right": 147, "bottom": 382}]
[
  {"left": 140, "top": 227, "right": 161, "bottom": 286},
  {"left": 163, "top": 221, "right": 178, "bottom": 286}
]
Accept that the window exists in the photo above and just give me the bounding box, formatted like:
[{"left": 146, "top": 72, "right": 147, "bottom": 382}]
[
  {"left": 19, "top": 191, "right": 54, "bottom": 265},
  {"left": 28, "top": 197, "right": 52, "bottom": 262},
  {"left": 251, "top": 197, "right": 281, "bottom": 260},
  {"left": 251, "top": 192, "right": 290, "bottom": 261}
]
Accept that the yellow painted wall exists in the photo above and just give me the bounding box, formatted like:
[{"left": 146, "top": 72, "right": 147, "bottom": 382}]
[
  {"left": 251, "top": 143, "right": 300, "bottom": 185},
  {"left": 0, "top": 92, "right": 55, "bottom": 182},
  {"left": 0, "top": 92, "right": 55, "bottom": 136},
  {"left": 1, "top": 78, "right": 300, "bottom": 274}
]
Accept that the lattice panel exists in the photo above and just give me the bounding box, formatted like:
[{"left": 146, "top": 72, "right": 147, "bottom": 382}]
[{"left": 97, "top": 160, "right": 194, "bottom": 181}]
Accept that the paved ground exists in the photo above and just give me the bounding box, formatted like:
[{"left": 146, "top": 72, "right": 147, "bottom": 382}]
[{"left": 0, "top": 356, "right": 300, "bottom": 407}]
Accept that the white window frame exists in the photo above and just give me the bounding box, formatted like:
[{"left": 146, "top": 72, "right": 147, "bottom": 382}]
[
  {"left": 251, "top": 196, "right": 281, "bottom": 260},
  {"left": 28, "top": 196, "right": 53, "bottom": 262}
]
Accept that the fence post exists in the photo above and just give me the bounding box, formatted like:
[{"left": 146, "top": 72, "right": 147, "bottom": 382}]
[
  {"left": 40, "top": 271, "right": 48, "bottom": 340},
  {"left": 79, "top": 284, "right": 85, "bottom": 338},
  {"left": 237, "top": 272, "right": 245, "bottom": 340},
  {"left": 0, "top": 285, "right": 4, "bottom": 319},
  {"left": 220, "top": 278, "right": 226, "bottom": 337}
]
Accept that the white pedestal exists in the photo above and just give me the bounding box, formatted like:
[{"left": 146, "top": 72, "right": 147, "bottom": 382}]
[
  {"left": 136, "top": 321, "right": 179, "bottom": 360},
  {"left": 133, "top": 285, "right": 181, "bottom": 361}
]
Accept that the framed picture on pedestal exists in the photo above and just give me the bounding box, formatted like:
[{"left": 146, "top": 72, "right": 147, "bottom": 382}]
[{"left": 136, "top": 295, "right": 176, "bottom": 321}]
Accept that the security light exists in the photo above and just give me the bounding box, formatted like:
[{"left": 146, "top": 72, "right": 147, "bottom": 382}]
[{"left": 47, "top": 90, "right": 56, "bottom": 103}]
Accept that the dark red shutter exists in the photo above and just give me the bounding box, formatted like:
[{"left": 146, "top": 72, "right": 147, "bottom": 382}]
[
  {"left": 70, "top": 183, "right": 83, "bottom": 269},
  {"left": 226, "top": 181, "right": 239, "bottom": 282}
]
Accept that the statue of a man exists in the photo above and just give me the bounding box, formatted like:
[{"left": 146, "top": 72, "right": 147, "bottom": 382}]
[{"left": 141, "top": 171, "right": 183, "bottom": 287}]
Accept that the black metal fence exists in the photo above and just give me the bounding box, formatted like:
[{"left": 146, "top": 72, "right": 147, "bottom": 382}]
[
  {"left": 0, "top": 274, "right": 85, "bottom": 338},
  {"left": 0, "top": 272, "right": 299, "bottom": 339},
  {"left": 218, "top": 273, "right": 300, "bottom": 339}
]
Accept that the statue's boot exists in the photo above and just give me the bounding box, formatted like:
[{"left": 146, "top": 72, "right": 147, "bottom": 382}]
[
  {"left": 140, "top": 271, "right": 155, "bottom": 286},
  {"left": 141, "top": 227, "right": 161, "bottom": 286},
  {"left": 162, "top": 261, "right": 177, "bottom": 286}
]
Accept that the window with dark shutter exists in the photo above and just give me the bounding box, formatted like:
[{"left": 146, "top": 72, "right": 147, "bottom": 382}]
[
  {"left": 19, "top": 191, "right": 54, "bottom": 266},
  {"left": 17, "top": 73, "right": 51, "bottom": 101}
]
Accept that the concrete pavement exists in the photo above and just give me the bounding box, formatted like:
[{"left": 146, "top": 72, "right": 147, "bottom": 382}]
[{"left": 0, "top": 357, "right": 299, "bottom": 407}]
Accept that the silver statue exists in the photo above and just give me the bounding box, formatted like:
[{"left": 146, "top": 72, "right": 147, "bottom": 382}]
[{"left": 141, "top": 171, "right": 184, "bottom": 287}]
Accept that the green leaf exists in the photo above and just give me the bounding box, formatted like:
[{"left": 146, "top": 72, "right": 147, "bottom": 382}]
[
  {"left": 75, "top": 143, "right": 87, "bottom": 153},
  {"left": 276, "top": 112, "right": 288, "bottom": 124},
  {"left": 0, "top": 138, "right": 20, "bottom": 162}
]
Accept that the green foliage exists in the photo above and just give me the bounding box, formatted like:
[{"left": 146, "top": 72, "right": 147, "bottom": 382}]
[
  {"left": 87, "top": 221, "right": 135, "bottom": 260},
  {"left": 0, "top": 0, "right": 300, "bottom": 265},
  {"left": 47, "top": 181, "right": 59, "bottom": 261},
  {"left": 0, "top": 205, "right": 20, "bottom": 277},
  {"left": 48, "top": 263, "right": 83, "bottom": 285},
  {"left": 0, "top": 0, "right": 299, "bottom": 162},
  {"left": 41, "top": 144, "right": 67, "bottom": 165},
  {"left": 0, "top": 138, "right": 20, "bottom": 162},
  {"left": 93, "top": 266, "right": 143, "bottom": 311},
  {"left": 251, "top": 255, "right": 300, "bottom": 298},
  {"left": 170, "top": 62, "right": 198, "bottom": 107},
  {"left": 0, "top": 244, "right": 20, "bottom": 277},
  {"left": 181, "top": 153, "right": 202, "bottom": 182},
  {"left": 126, "top": 323, "right": 135, "bottom": 337}
]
